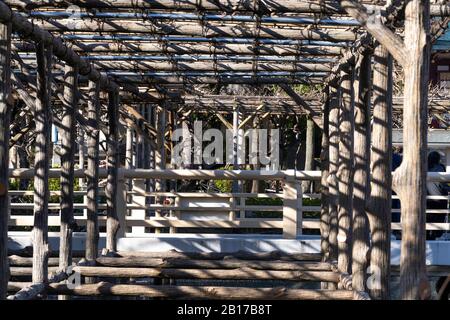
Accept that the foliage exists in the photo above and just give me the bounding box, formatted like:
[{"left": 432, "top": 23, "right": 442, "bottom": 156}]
[{"left": 214, "top": 179, "right": 232, "bottom": 193}]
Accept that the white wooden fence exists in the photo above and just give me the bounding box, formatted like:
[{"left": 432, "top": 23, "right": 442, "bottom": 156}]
[{"left": 6, "top": 169, "right": 450, "bottom": 238}]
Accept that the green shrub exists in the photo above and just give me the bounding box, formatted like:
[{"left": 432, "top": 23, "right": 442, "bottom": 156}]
[{"left": 214, "top": 179, "right": 232, "bottom": 193}]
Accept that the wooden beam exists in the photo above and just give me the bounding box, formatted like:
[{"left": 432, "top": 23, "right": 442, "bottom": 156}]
[
  {"left": 0, "top": 21, "right": 11, "bottom": 300},
  {"left": 0, "top": 1, "right": 157, "bottom": 103},
  {"left": 30, "top": 19, "right": 357, "bottom": 42},
  {"left": 94, "top": 256, "right": 331, "bottom": 270},
  {"left": 279, "top": 84, "right": 323, "bottom": 128},
  {"left": 32, "top": 41, "right": 51, "bottom": 284},
  {"left": 106, "top": 90, "right": 120, "bottom": 252},
  {"left": 0, "top": 1, "right": 119, "bottom": 91},
  {"left": 77, "top": 60, "right": 333, "bottom": 73},
  {"left": 238, "top": 104, "right": 265, "bottom": 129},
  {"left": 351, "top": 49, "right": 372, "bottom": 292},
  {"left": 47, "top": 282, "right": 354, "bottom": 300},
  {"left": 341, "top": 0, "right": 408, "bottom": 66},
  {"left": 73, "top": 265, "right": 339, "bottom": 282},
  {"left": 368, "top": 43, "right": 393, "bottom": 300},
  {"left": 85, "top": 81, "right": 100, "bottom": 262},
  {"left": 8, "top": 0, "right": 450, "bottom": 17},
  {"left": 215, "top": 113, "right": 233, "bottom": 130},
  {"left": 59, "top": 64, "right": 78, "bottom": 272},
  {"left": 12, "top": 41, "right": 344, "bottom": 56}
]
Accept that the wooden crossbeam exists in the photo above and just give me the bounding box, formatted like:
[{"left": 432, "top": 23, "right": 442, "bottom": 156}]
[{"left": 279, "top": 84, "right": 323, "bottom": 128}]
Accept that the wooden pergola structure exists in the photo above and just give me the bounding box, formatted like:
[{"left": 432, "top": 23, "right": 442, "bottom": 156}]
[{"left": 1, "top": 0, "right": 450, "bottom": 301}]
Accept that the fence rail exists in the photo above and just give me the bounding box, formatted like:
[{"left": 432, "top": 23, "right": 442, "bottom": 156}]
[{"left": 6, "top": 169, "right": 450, "bottom": 237}]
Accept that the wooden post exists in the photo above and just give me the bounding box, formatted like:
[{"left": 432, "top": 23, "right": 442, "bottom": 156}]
[
  {"left": 33, "top": 42, "right": 52, "bottom": 284},
  {"left": 320, "top": 92, "right": 330, "bottom": 289},
  {"left": 59, "top": 64, "right": 79, "bottom": 271},
  {"left": 327, "top": 87, "right": 340, "bottom": 270},
  {"left": 0, "top": 21, "right": 11, "bottom": 300},
  {"left": 117, "top": 175, "right": 127, "bottom": 239},
  {"left": 337, "top": 68, "right": 354, "bottom": 275},
  {"left": 341, "top": 0, "right": 431, "bottom": 300},
  {"left": 154, "top": 103, "right": 166, "bottom": 234},
  {"left": 283, "top": 178, "right": 302, "bottom": 239},
  {"left": 352, "top": 50, "right": 372, "bottom": 292},
  {"left": 393, "top": 0, "right": 431, "bottom": 300},
  {"left": 144, "top": 104, "right": 154, "bottom": 223},
  {"left": 78, "top": 127, "right": 85, "bottom": 189},
  {"left": 232, "top": 105, "right": 241, "bottom": 195},
  {"left": 302, "top": 117, "right": 315, "bottom": 193},
  {"left": 368, "top": 44, "right": 393, "bottom": 300},
  {"left": 106, "top": 90, "right": 120, "bottom": 252},
  {"left": 125, "top": 125, "right": 133, "bottom": 218},
  {"left": 320, "top": 94, "right": 330, "bottom": 262},
  {"left": 85, "top": 81, "right": 100, "bottom": 261}
]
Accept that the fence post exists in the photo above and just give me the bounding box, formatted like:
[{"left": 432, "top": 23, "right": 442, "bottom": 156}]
[
  {"left": 131, "top": 180, "right": 146, "bottom": 235},
  {"left": 283, "top": 177, "right": 302, "bottom": 239}
]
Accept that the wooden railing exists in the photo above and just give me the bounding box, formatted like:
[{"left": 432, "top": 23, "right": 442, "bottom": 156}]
[{"left": 6, "top": 169, "right": 450, "bottom": 238}]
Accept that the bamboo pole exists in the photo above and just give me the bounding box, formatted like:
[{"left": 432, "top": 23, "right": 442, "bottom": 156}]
[
  {"left": 0, "top": 21, "right": 11, "bottom": 300},
  {"left": 351, "top": 50, "right": 372, "bottom": 292},
  {"left": 106, "top": 90, "right": 120, "bottom": 251},
  {"left": 32, "top": 41, "right": 52, "bottom": 284},
  {"left": 59, "top": 64, "right": 79, "bottom": 272},
  {"left": 337, "top": 68, "right": 354, "bottom": 276},
  {"left": 85, "top": 81, "right": 100, "bottom": 262},
  {"left": 368, "top": 44, "right": 392, "bottom": 300}
]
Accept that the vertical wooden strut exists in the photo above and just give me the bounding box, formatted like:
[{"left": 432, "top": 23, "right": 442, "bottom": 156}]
[
  {"left": 320, "top": 93, "right": 330, "bottom": 289},
  {"left": 327, "top": 86, "right": 340, "bottom": 270},
  {"left": 86, "top": 81, "right": 100, "bottom": 261},
  {"left": 106, "top": 90, "right": 120, "bottom": 252},
  {"left": 320, "top": 94, "right": 330, "bottom": 261},
  {"left": 368, "top": 44, "right": 393, "bottom": 300},
  {"left": 154, "top": 103, "right": 166, "bottom": 234},
  {"left": 352, "top": 50, "right": 372, "bottom": 292},
  {"left": 0, "top": 21, "right": 11, "bottom": 300},
  {"left": 59, "top": 65, "right": 79, "bottom": 270},
  {"left": 33, "top": 42, "right": 52, "bottom": 284},
  {"left": 303, "top": 117, "right": 315, "bottom": 193},
  {"left": 393, "top": 0, "right": 431, "bottom": 300},
  {"left": 337, "top": 68, "right": 354, "bottom": 275}
]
